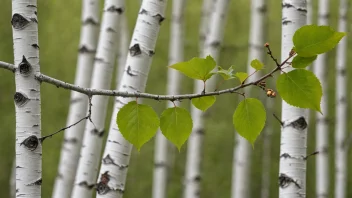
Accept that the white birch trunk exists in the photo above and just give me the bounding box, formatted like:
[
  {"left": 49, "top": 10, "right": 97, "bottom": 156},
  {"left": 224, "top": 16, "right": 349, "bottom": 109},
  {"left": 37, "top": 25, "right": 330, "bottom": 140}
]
[
  {"left": 152, "top": 1, "right": 186, "bottom": 198},
  {"left": 183, "top": 1, "right": 230, "bottom": 197},
  {"left": 231, "top": 1, "right": 266, "bottom": 197},
  {"left": 279, "top": 1, "right": 308, "bottom": 198},
  {"left": 116, "top": 14, "right": 129, "bottom": 85},
  {"left": 71, "top": 1, "right": 124, "bottom": 198},
  {"left": 307, "top": 0, "right": 312, "bottom": 24},
  {"left": 10, "top": 159, "right": 16, "bottom": 197},
  {"left": 199, "top": 0, "right": 213, "bottom": 56},
  {"left": 95, "top": 1, "right": 168, "bottom": 197},
  {"left": 11, "top": 1, "right": 42, "bottom": 197},
  {"left": 314, "top": 1, "right": 329, "bottom": 197},
  {"left": 52, "top": 1, "right": 100, "bottom": 197},
  {"left": 334, "top": 0, "right": 348, "bottom": 197}
]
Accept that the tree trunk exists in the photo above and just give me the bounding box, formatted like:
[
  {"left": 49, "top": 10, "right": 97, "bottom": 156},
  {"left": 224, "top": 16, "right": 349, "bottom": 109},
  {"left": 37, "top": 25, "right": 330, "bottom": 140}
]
[
  {"left": 199, "top": 0, "right": 213, "bottom": 56},
  {"left": 52, "top": 1, "right": 100, "bottom": 197},
  {"left": 334, "top": 0, "right": 348, "bottom": 197},
  {"left": 183, "top": 1, "right": 230, "bottom": 197},
  {"left": 314, "top": 1, "right": 329, "bottom": 197},
  {"left": 152, "top": 1, "right": 186, "bottom": 198},
  {"left": 278, "top": 1, "right": 307, "bottom": 198},
  {"left": 231, "top": 1, "right": 266, "bottom": 198},
  {"left": 95, "top": 1, "right": 168, "bottom": 197},
  {"left": 71, "top": 1, "right": 124, "bottom": 198},
  {"left": 11, "top": 0, "right": 42, "bottom": 197},
  {"left": 307, "top": 0, "right": 312, "bottom": 24}
]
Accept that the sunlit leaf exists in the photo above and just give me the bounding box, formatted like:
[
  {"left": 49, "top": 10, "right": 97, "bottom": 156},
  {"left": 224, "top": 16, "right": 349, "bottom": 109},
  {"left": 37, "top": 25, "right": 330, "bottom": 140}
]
[
  {"left": 191, "top": 96, "right": 216, "bottom": 111},
  {"left": 291, "top": 55, "right": 317, "bottom": 68},
  {"left": 216, "top": 65, "right": 236, "bottom": 80},
  {"left": 250, "top": 59, "right": 264, "bottom": 70},
  {"left": 235, "top": 72, "right": 249, "bottom": 84}
]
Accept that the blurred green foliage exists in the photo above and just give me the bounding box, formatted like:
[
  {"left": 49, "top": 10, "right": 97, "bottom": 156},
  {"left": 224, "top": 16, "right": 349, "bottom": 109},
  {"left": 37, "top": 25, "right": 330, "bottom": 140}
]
[{"left": 0, "top": 0, "right": 351, "bottom": 198}]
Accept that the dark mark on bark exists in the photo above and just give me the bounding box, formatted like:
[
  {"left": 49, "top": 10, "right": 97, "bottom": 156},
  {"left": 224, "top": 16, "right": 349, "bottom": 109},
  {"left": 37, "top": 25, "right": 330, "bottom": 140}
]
[
  {"left": 106, "top": 6, "right": 124, "bottom": 14},
  {"left": 107, "top": 27, "right": 116, "bottom": 33},
  {"left": 16, "top": 166, "right": 23, "bottom": 168},
  {"left": 33, "top": 124, "right": 39, "bottom": 127},
  {"left": 153, "top": 14, "right": 165, "bottom": 24},
  {"left": 78, "top": 45, "right": 96, "bottom": 53},
  {"left": 64, "top": 138, "right": 78, "bottom": 144},
  {"left": 338, "top": 69, "right": 346, "bottom": 75},
  {"left": 14, "top": 92, "right": 29, "bottom": 107},
  {"left": 282, "top": 20, "right": 292, "bottom": 25},
  {"left": 31, "top": 44, "right": 40, "bottom": 49},
  {"left": 280, "top": 153, "right": 291, "bottom": 158},
  {"left": 339, "top": 97, "right": 346, "bottom": 103},
  {"left": 78, "top": 181, "right": 95, "bottom": 189},
  {"left": 287, "top": 116, "right": 307, "bottom": 130},
  {"left": 20, "top": 135, "right": 39, "bottom": 151},
  {"left": 19, "top": 56, "right": 32, "bottom": 76},
  {"left": 279, "top": 173, "right": 301, "bottom": 189},
  {"left": 27, "top": 178, "right": 42, "bottom": 186},
  {"left": 155, "top": 162, "right": 168, "bottom": 168},
  {"left": 70, "top": 97, "right": 83, "bottom": 105},
  {"left": 83, "top": 17, "right": 99, "bottom": 25},
  {"left": 194, "top": 175, "right": 201, "bottom": 182},
  {"left": 129, "top": 44, "right": 142, "bottom": 56},
  {"left": 126, "top": 66, "right": 138, "bottom": 77},
  {"left": 258, "top": 5, "right": 267, "bottom": 13},
  {"left": 139, "top": 9, "right": 148, "bottom": 15},
  {"left": 91, "top": 129, "right": 105, "bottom": 137},
  {"left": 196, "top": 129, "right": 205, "bottom": 135},
  {"left": 96, "top": 171, "right": 111, "bottom": 195},
  {"left": 27, "top": 5, "right": 37, "bottom": 8},
  {"left": 148, "top": 50, "right": 155, "bottom": 57},
  {"left": 11, "top": 14, "right": 29, "bottom": 29},
  {"left": 30, "top": 18, "right": 38, "bottom": 23}
]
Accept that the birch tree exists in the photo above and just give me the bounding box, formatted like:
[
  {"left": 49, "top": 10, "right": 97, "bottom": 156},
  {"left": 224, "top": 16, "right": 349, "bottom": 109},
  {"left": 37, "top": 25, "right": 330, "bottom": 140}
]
[
  {"left": 199, "top": 0, "right": 213, "bottom": 56},
  {"left": 231, "top": 1, "right": 266, "bottom": 198},
  {"left": 11, "top": 0, "right": 42, "bottom": 197},
  {"left": 71, "top": 1, "right": 124, "bottom": 197},
  {"left": 313, "top": 0, "right": 330, "bottom": 197},
  {"left": 52, "top": 1, "right": 100, "bottom": 197},
  {"left": 278, "top": 1, "right": 308, "bottom": 197},
  {"left": 152, "top": 1, "right": 186, "bottom": 198},
  {"left": 335, "top": 0, "right": 348, "bottom": 197},
  {"left": 184, "top": 0, "right": 230, "bottom": 197},
  {"left": 95, "top": 1, "right": 168, "bottom": 197}
]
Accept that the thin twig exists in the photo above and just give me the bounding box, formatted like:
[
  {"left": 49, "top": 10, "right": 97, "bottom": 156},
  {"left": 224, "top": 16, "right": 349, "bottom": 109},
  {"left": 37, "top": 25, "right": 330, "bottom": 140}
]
[
  {"left": 265, "top": 43, "right": 280, "bottom": 67},
  {"left": 39, "top": 95, "right": 94, "bottom": 142},
  {"left": 273, "top": 113, "right": 284, "bottom": 126},
  {"left": 0, "top": 61, "right": 16, "bottom": 72},
  {"left": 303, "top": 151, "right": 319, "bottom": 160}
]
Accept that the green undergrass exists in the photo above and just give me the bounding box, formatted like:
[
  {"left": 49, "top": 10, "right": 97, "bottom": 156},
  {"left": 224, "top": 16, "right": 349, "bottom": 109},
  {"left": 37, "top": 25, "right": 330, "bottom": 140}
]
[{"left": 0, "top": 0, "right": 351, "bottom": 198}]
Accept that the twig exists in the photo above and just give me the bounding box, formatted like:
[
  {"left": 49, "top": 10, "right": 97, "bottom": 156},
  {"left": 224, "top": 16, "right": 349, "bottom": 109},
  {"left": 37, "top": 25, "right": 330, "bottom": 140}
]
[
  {"left": 273, "top": 113, "right": 284, "bottom": 126},
  {"left": 265, "top": 43, "right": 280, "bottom": 67},
  {"left": 0, "top": 61, "right": 16, "bottom": 72},
  {"left": 39, "top": 95, "right": 94, "bottom": 142},
  {"left": 303, "top": 151, "right": 319, "bottom": 160}
]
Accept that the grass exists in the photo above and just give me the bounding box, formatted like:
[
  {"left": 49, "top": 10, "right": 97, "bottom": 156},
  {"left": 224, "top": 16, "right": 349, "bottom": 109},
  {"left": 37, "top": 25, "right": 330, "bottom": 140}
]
[{"left": 0, "top": 0, "right": 351, "bottom": 197}]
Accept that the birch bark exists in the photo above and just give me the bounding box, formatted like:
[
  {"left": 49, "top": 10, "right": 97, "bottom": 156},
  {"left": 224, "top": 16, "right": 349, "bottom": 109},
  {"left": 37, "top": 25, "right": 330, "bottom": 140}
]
[
  {"left": 52, "top": 1, "right": 100, "bottom": 197},
  {"left": 152, "top": 1, "right": 186, "bottom": 198},
  {"left": 199, "top": 0, "right": 213, "bottom": 56},
  {"left": 334, "top": 0, "right": 348, "bottom": 197},
  {"left": 279, "top": 1, "right": 308, "bottom": 198},
  {"left": 231, "top": 1, "right": 266, "bottom": 198},
  {"left": 11, "top": 1, "right": 42, "bottom": 197},
  {"left": 183, "top": 1, "right": 230, "bottom": 197},
  {"left": 95, "top": 1, "right": 168, "bottom": 197},
  {"left": 71, "top": 1, "right": 124, "bottom": 198},
  {"left": 314, "top": 1, "right": 329, "bottom": 197}
]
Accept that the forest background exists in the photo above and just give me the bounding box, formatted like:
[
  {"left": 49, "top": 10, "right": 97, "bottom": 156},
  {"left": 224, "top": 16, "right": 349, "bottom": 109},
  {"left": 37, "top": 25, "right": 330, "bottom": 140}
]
[{"left": 0, "top": 0, "right": 351, "bottom": 198}]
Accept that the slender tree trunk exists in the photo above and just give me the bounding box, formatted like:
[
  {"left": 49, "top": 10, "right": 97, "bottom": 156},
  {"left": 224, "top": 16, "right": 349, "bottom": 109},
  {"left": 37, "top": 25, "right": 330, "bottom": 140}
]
[
  {"left": 307, "top": 0, "right": 312, "bottom": 24},
  {"left": 116, "top": 14, "right": 129, "bottom": 85},
  {"left": 10, "top": 159, "right": 16, "bottom": 197},
  {"left": 11, "top": 0, "right": 42, "bottom": 197},
  {"left": 71, "top": 1, "right": 124, "bottom": 198},
  {"left": 52, "top": 1, "right": 100, "bottom": 197},
  {"left": 231, "top": 2, "right": 266, "bottom": 198},
  {"left": 314, "top": 1, "right": 329, "bottom": 197},
  {"left": 152, "top": 1, "right": 186, "bottom": 198},
  {"left": 199, "top": 0, "right": 213, "bottom": 56},
  {"left": 278, "top": 1, "right": 307, "bottom": 198},
  {"left": 183, "top": 1, "right": 230, "bottom": 197},
  {"left": 95, "top": 1, "right": 168, "bottom": 197},
  {"left": 335, "top": 0, "right": 348, "bottom": 197}
]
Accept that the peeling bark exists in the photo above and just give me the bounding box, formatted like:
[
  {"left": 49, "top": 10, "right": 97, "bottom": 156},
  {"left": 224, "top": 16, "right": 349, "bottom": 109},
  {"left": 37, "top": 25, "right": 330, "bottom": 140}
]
[
  {"left": 12, "top": 1, "right": 42, "bottom": 197},
  {"left": 71, "top": 1, "right": 124, "bottom": 198},
  {"left": 279, "top": 1, "right": 308, "bottom": 198},
  {"left": 96, "top": 1, "right": 168, "bottom": 198},
  {"left": 184, "top": 0, "right": 231, "bottom": 198},
  {"left": 152, "top": 1, "right": 186, "bottom": 198},
  {"left": 334, "top": 0, "right": 348, "bottom": 197},
  {"left": 52, "top": 1, "right": 100, "bottom": 198}
]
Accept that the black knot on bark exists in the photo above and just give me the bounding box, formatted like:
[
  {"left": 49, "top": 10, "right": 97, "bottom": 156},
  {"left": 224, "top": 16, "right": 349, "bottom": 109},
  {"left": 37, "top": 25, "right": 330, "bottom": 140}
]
[
  {"left": 153, "top": 14, "right": 165, "bottom": 25},
  {"left": 14, "top": 92, "right": 29, "bottom": 107},
  {"left": 20, "top": 135, "right": 39, "bottom": 151},
  {"left": 279, "top": 173, "right": 301, "bottom": 189},
  {"left": 11, "top": 14, "right": 29, "bottom": 29},
  {"left": 289, "top": 116, "right": 307, "bottom": 130},
  {"left": 102, "top": 154, "right": 116, "bottom": 165},
  {"left": 91, "top": 128, "right": 105, "bottom": 137},
  {"left": 19, "top": 56, "right": 32, "bottom": 76},
  {"left": 129, "top": 44, "right": 142, "bottom": 57},
  {"left": 97, "top": 171, "right": 111, "bottom": 195},
  {"left": 106, "top": 6, "right": 124, "bottom": 14}
]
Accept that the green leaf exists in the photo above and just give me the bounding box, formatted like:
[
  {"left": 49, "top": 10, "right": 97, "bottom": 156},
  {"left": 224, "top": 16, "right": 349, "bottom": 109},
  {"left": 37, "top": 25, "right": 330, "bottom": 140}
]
[
  {"left": 116, "top": 101, "right": 160, "bottom": 150},
  {"left": 291, "top": 55, "right": 317, "bottom": 68},
  {"left": 293, "top": 25, "right": 346, "bottom": 57},
  {"left": 169, "top": 55, "right": 216, "bottom": 81},
  {"left": 276, "top": 69, "right": 322, "bottom": 112},
  {"left": 250, "top": 59, "right": 264, "bottom": 70},
  {"left": 233, "top": 98, "right": 266, "bottom": 146},
  {"left": 191, "top": 96, "right": 216, "bottom": 111},
  {"left": 160, "top": 107, "right": 193, "bottom": 150},
  {"left": 216, "top": 65, "right": 236, "bottom": 80},
  {"left": 235, "top": 72, "right": 248, "bottom": 84}
]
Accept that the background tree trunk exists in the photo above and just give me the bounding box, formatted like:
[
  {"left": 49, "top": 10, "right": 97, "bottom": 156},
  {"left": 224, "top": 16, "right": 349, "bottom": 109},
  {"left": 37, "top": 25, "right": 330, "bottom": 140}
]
[
  {"left": 12, "top": 0, "right": 42, "bottom": 197},
  {"left": 314, "top": 0, "right": 330, "bottom": 197},
  {"left": 278, "top": 1, "right": 308, "bottom": 198},
  {"left": 334, "top": 0, "right": 348, "bottom": 197},
  {"left": 152, "top": 1, "right": 186, "bottom": 198},
  {"left": 71, "top": 1, "right": 124, "bottom": 198},
  {"left": 183, "top": 0, "right": 230, "bottom": 197},
  {"left": 95, "top": 1, "right": 168, "bottom": 197},
  {"left": 52, "top": 1, "right": 100, "bottom": 197}
]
